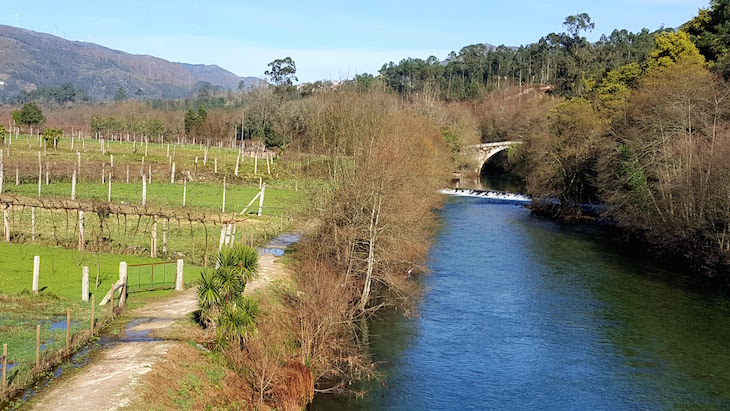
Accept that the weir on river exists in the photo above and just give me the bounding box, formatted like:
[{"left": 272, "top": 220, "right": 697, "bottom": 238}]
[{"left": 313, "top": 176, "right": 730, "bottom": 410}]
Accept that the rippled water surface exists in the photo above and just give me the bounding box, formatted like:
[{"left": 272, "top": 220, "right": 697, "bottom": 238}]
[{"left": 312, "top": 195, "right": 730, "bottom": 410}]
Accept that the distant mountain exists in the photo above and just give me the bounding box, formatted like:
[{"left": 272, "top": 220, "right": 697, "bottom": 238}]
[{"left": 0, "top": 25, "right": 264, "bottom": 101}]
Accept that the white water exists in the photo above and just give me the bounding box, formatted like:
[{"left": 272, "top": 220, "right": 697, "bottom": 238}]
[{"left": 440, "top": 188, "right": 531, "bottom": 203}]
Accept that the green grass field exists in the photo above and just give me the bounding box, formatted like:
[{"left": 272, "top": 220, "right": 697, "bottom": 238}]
[
  {"left": 3, "top": 179, "right": 302, "bottom": 216},
  {"left": 0, "top": 241, "right": 207, "bottom": 394}
]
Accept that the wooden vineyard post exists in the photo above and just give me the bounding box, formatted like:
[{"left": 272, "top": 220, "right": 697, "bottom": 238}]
[
  {"left": 234, "top": 152, "right": 240, "bottom": 176},
  {"left": 126, "top": 164, "right": 130, "bottom": 184},
  {"left": 3, "top": 206, "right": 8, "bottom": 242},
  {"left": 162, "top": 219, "right": 167, "bottom": 254},
  {"left": 254, "top": 152, "right": 258, "bottom": 174},
  {"left": 0, "top": 148, "right": 4, "bottom": 195},
  {"left": 37, "top": 151, "right": 41, "bottom": 197},
  {"left": 35, "top": 324, "right": 40, "bottom": 369},
  {"left": 214, "top": 158, "right": 218, "bottom": 174},
  {"left": 78, "top": 210, "right": 85, "bottom": 251},
  {"left": 108, "top": 172, "right": 112, "bottom": 202},
  {"left": 2, "top": 343, "right": 6, "bottom": 391},
  {"left": 266, "top": 152, "right": 270, "bottom": 175},
  {"left": 151, "top": 216, "right": 157, "bottom": 258},
  {"left": 65, "top": 309, "right": 70, "bottom": 356},
  {"left": 90, "top": 295, "right": 95, "bottom": 335}
]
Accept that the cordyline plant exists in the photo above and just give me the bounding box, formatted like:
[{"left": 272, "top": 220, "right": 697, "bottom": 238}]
[{"left": 196, "top": 244, "right": 259, "bottom": 350}]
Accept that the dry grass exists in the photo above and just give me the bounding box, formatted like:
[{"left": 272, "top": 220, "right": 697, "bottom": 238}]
[{"left": 128, "top": 342, "right": 251, "bottom": 411}]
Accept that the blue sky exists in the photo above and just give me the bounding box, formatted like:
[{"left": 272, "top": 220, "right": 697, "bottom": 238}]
[{"left": 11, "top": 0, "right": 709, "bottom": 82}]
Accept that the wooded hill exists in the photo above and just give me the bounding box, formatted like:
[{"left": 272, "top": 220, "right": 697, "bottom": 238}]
[{"left": 0, "top": 25, "right": 264, "bottom": 101}]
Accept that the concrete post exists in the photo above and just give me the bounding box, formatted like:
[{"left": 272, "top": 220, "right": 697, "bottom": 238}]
[
  {"left": 170, "top": 162, "right": 175, "bottom": 184},
  {"left": 119, "top": 261, "right": 127, "bottom": 283},
  {"left": 82, "top": 266, "right": 89, "bottom": 302},
  {"left": 119, "top": 261, "right": 128, "bottom": 309},
  {"left": 142, "top": 174, "right": 147, "bottom": 206},
  {"left": 182, "top": 179, "right": 187, "bottom": 207},
  {"left": 32, "top": 255, "right": 40, "bottom": 293},
  {"left": 71, "top": 169, "right": 76, "bottom": 200},
  {"left": 222, "top": 175, "right": 226, "bottom": 213},
  {"left": 175, "top": 259, "right": 184, "bottom": 291},
  {"left": 31, "top": 207, "right": 35, "bottom": 241}
]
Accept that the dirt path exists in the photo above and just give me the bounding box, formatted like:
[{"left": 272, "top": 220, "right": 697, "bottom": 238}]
[{"left": 26, "top": 249, "right": 288, "bottom": 411}]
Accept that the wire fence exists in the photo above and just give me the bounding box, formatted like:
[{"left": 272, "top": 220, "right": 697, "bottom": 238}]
[
  {"left": 0, "top": 197, "right": 292, "bottom": 267},
  {"left": 126, "top": 261, "right": 177, "bottom": 292}
]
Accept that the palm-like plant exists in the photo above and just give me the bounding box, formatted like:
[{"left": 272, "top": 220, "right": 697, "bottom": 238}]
[
  {"left": 217, "top": 245, "right": 259, "bottom": 284},
  {"left": 215, "top": 297, "right": 259, "bottom": 349},
  {"left": 197, "top": 245, "right": 261, "bottom": 347},
  {"left": 196, "top": 269, "right": 221, "bottom": 326}
]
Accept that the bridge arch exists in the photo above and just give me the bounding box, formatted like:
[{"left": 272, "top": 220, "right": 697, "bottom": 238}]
[{"left": 464, "top": 141, "right": 522, "bottom": 174}]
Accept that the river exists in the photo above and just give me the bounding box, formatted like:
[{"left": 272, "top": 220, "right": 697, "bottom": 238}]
[{"left": 311, "top": 176, "right": 730, "bottom": 410}]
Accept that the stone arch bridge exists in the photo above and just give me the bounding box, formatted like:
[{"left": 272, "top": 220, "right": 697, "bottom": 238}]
[{"left": 463, "top": 141, "right": 522, "bottom": 173}]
